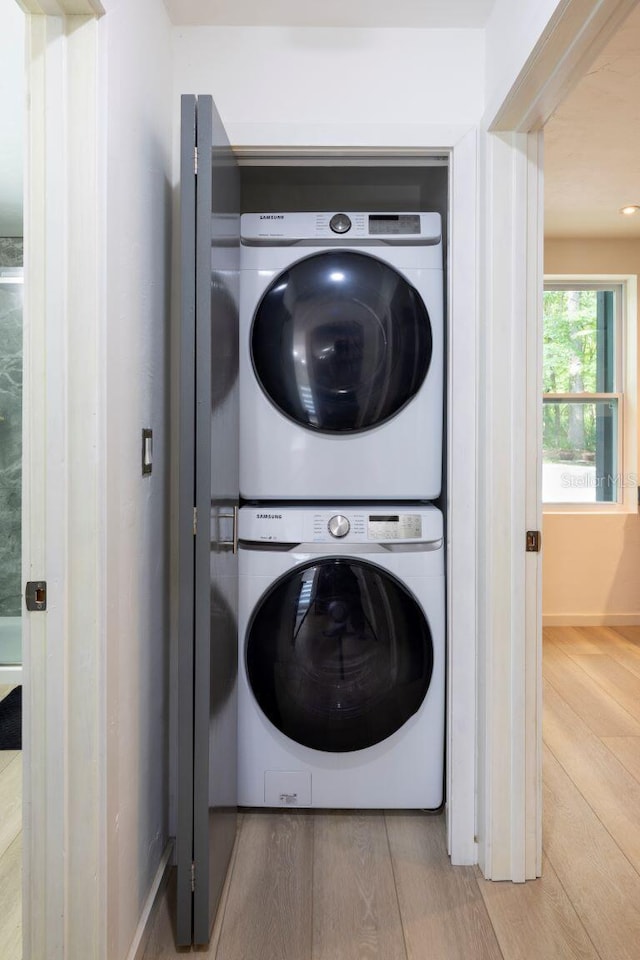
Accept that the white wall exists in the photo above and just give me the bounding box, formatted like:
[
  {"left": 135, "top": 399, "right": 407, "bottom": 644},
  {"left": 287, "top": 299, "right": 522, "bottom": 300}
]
[
  {"left": 543, "top": 238, "right": 640, "bottom": 625},
  {"left": 0, "top": 0, "right": 24, "bottom": 235},
  {"left": 172, "top": 26, "right": 485, "bottom": 146},
  {"left": 484, "top": 0, "right": 566, "bottom": 123},
  {"left": 99, "top": 1, "right": 174, "bottom": 957}
]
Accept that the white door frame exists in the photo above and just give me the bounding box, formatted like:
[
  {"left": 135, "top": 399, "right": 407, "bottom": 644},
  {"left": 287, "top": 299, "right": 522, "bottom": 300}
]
[
  {"left": 477, "top": 0, "right": 639, "bottom": 880},
  {"left": 476, "top": 128, "right": 544, "bottom": 879},
  {"left": 20, "top": 0, "right": 637, "bottom": 954},
  {"left": 21, "top": 2, "right": 105, "bottom": 957}
]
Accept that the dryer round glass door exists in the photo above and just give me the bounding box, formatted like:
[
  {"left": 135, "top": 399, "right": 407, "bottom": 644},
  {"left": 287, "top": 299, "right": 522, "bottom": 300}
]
[
  {"left": 246, "top": 558, "right": 434, "bottom": 753},
  {"left": 250, "top": 251, "right": 432, "bottom": 433}
]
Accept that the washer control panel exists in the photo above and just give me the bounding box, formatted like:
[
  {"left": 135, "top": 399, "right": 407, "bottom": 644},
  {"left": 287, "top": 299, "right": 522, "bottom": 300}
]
[
  {"left": 238, "top": 506, "right": 443, "bottom": 545},
  {"left": 313, "top": 510, "right": 425, "bottom": 542}
]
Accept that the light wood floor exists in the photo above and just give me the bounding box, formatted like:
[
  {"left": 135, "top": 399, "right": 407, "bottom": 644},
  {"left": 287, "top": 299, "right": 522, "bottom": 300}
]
[
  {"left": 143, "top": 625, "right": 640, "bottom": 960},
  {"left": 0, "top": 683, "right": 22, "bottom": 960}
]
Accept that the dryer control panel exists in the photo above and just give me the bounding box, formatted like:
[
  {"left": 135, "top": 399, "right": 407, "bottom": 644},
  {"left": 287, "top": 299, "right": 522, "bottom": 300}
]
[
  {"left": 239, "top": 505, "right": 443, "bottom": 545},
  {"left": 241, "top": 211, "right": 441, "bottom": 245}
]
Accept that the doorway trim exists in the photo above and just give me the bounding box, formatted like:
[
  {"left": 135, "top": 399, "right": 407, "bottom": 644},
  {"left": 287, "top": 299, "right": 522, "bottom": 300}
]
[
  {"left": 489, "top": 0, "right": 639, "bottom": 132},
  {"left": 22, "top": 8, "right": 105, "bottom": 958},
  {"left": 477, "top": 0, "right": 639, "bottom": 880}
]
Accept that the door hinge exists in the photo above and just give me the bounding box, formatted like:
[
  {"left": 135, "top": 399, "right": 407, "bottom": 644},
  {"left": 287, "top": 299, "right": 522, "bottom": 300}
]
[
  {"left": 194, "top": 145, "right": 198, "bottom": 175},
  {"left": 526, "top": 530, "right": 541, "bottom": 553},
  {"left": 25, "top": 580, "right": 47, "bottom": 611},
  {"left": 193, "top": 507, "right": 197, "bottom": 536},
  {"left": 191, "top": 861, "right": 196, "bottom": 892}
]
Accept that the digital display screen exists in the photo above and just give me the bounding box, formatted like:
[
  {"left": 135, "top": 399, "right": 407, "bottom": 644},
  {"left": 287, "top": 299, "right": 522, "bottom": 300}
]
[
  {"left": 367, "top": 514, "right": 422, "bottom": 540},
  {"left": 368, "top": 214, "right": 420, "bottom": 235}
]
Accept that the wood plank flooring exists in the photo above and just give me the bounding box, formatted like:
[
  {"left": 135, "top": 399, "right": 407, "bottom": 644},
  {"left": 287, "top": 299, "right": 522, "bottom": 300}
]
[
  {"left": 0, "top": 684, "right": 21, "bottom": 960},
  {"left": 312, "top": 812, "right": 405, "bottom": 960},
  {"left": 143, "top": 625, "right": 640, "bottom": 960}
]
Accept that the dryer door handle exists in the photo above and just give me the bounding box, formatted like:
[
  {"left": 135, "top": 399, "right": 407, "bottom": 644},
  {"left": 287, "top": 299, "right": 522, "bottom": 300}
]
[{"left": 217, "top": 506, "right": 238, "bottom": 554}]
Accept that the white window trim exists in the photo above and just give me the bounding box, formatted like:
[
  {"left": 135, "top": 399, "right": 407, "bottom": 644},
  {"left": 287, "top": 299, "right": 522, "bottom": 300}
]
[{"left": 543, "top": 273, "right": 638, "bottom": 515}]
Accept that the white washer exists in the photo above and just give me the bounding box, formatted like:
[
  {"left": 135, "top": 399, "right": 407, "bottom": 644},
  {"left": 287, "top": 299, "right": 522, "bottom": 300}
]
[
  {"left": 240, "top": 212, "right": 444, "bottom": 500},
  {"left": 237, "top": 504, "right": 445, "bottom": 809}
]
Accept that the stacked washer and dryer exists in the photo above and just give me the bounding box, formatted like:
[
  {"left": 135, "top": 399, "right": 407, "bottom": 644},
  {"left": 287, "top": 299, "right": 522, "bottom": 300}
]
[{"left": 237, "top": 211, "right": 445, "bottom": 809}]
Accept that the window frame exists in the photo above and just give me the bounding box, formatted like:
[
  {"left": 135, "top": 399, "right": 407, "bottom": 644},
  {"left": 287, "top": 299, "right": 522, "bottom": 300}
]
[{"left": 542, "top": 274, "right": 638, "bottom": 514}]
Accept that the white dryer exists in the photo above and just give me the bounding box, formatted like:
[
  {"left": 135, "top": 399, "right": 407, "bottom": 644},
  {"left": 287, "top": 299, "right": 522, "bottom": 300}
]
[
  {"left": 237, "top": 504, "right": 445, "bottom": 809},
  {"left": 239, "top": 212, "right": 443, "bottom": 500}
]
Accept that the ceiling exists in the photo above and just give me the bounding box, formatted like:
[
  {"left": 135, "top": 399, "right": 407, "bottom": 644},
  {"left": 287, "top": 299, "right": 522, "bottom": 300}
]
[
  {"left": 544, "top": 3, "right": 640, "bottom": 238},
  {"left": 163, "top": 0, "right": 496, "bottom": 28}
]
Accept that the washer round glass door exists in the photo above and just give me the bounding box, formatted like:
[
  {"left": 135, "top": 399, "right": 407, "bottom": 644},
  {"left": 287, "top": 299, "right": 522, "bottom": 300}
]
[
  {"left": 246, "top": 558, "right": 434, "bottom": 753},
  {"left": 250, "top": 251, "right": 432, "bottom": 433}
]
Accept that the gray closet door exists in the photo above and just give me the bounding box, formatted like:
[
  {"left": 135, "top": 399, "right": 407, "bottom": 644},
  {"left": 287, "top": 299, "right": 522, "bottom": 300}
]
[{"left": 177, "top": 93, "right": 240, "bottom": 947}]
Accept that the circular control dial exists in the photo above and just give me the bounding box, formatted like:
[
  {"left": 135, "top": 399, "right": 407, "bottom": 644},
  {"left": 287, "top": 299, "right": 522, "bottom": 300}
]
[
  {"left": 328, "top": 515, "right": 351, "bottom": 538},
  {"left": 329, "top": 213, "right": 352, "bottom": 234}
]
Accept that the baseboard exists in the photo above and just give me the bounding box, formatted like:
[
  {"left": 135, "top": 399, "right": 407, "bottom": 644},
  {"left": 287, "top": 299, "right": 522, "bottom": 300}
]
[
  {"left": 543, "top": 614, "right": 640, "bottom": 627},
  {"left": 126, "top": 839, "right": 174, "bottom": 960}
]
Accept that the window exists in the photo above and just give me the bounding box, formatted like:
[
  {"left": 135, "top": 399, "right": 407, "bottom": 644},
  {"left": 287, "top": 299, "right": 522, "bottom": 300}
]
[{"left": 543, "top": 278, "right": 637, "bottom": 509}]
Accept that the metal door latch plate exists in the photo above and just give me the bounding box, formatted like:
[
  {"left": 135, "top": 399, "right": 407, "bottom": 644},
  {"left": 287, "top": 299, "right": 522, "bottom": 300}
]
[
  {"left": 25, "top": 581, "right": 47, "bottom": 611},
  {"left": 526, "top": 531, "right": 541, "bottom": 553}
]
